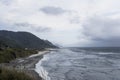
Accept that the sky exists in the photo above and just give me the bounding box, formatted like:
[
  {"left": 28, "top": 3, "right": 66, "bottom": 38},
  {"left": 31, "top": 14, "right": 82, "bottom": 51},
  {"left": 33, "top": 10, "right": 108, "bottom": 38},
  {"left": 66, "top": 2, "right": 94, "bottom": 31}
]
[{"left": 0, "top": 0, "right": 120, "bottom": 47}]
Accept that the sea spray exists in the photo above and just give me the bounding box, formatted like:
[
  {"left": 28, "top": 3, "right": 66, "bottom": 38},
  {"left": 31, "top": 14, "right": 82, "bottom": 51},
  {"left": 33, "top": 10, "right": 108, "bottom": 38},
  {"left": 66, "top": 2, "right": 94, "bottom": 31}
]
[{"left": 35, "top": 54, "right": 51, "bottom": 80}]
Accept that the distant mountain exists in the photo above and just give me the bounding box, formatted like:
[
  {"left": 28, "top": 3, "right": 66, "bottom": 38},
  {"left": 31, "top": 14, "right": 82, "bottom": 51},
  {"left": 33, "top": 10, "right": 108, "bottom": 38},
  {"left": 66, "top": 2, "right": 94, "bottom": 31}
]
[{"left": 0, "top": 30, "right": 57, "bottom": 49}]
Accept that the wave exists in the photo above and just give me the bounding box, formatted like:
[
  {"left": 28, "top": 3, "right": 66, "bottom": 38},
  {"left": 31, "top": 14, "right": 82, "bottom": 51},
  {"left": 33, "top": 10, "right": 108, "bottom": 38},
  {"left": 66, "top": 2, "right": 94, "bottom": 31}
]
[
  {"left": 35, "top": 48, "right": 120, "bottom": 80},
  {"left": 35, "top": 54, "right": 51, "bottom": 80}
]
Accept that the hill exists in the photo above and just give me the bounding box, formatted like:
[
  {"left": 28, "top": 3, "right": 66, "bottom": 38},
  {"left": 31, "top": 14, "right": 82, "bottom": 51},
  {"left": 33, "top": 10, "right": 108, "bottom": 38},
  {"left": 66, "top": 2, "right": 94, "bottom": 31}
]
[{"left": 0, "top": 30, "right": 57, "bottom": 49}]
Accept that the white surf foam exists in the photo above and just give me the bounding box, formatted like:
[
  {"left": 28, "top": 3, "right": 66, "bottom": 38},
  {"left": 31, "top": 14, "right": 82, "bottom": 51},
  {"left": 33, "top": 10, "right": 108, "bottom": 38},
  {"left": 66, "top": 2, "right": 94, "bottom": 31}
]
[{"left": 35, "top": 53, "right": 51, "bottom": 80}]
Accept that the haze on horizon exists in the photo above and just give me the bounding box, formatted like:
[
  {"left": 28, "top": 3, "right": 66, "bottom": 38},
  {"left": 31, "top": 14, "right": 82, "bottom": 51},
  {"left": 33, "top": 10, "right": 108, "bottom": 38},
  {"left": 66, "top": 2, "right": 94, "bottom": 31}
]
[{"left": 0, "top": 0, "right": 120, "bottom": 47}]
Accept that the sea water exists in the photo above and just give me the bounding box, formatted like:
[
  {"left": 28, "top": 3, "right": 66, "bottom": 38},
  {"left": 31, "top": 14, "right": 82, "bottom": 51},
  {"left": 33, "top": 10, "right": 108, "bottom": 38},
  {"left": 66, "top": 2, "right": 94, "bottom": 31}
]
[{"left": 35, "top": 47, "right": 120, "bottom": 80}]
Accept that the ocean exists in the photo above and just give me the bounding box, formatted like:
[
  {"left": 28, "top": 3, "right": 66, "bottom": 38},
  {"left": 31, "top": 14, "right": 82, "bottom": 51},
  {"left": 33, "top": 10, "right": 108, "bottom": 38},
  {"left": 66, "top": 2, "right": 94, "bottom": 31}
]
[{"left": 35, "top": 47, "right": 120, "bottom": 80}]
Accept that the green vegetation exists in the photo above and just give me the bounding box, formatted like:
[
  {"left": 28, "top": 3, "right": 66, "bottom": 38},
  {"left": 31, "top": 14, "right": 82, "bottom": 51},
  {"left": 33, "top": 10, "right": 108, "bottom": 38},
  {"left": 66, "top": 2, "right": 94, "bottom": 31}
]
[
  {"left": 0, "top": 68, "right": 34, "bottom": 80},
  {"left": 0, "top": 30, "right": 57, "bottom": 80},
  {"left": 0, "top": 30, "right": 57, "bottom": 49},
  {"left": 0, "top": 48, "right": 38, "bottom": 63},
  {"left": 0, "top": 30, "right": 57, "bottom": 63}
]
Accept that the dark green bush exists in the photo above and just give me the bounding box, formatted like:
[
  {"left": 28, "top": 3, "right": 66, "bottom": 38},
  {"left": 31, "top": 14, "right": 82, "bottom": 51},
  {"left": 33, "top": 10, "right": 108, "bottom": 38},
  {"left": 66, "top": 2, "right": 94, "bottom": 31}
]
[{"left": 0, "top": 48, "right": 38, "bottom": 63}]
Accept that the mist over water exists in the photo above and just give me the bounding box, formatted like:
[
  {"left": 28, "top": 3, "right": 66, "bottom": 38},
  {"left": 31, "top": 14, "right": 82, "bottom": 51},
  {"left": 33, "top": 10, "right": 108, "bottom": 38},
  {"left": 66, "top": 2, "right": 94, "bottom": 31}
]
[{"left": 36, "top": 47, "right": 120, "bottom": 80}]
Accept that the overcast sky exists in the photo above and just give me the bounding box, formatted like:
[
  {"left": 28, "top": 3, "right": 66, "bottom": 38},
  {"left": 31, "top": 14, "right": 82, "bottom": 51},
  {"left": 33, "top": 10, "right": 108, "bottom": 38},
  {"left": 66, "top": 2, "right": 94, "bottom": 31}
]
[{"left": 0, "top": 0, "right": 120, "bottom": 47}]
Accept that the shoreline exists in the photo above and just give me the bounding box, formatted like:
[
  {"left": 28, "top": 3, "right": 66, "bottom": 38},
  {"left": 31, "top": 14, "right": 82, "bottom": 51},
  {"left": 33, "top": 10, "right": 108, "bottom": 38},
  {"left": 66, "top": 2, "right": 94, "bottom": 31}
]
[{"left": 0, "top": 50, "right": 50, "bottom": 80}]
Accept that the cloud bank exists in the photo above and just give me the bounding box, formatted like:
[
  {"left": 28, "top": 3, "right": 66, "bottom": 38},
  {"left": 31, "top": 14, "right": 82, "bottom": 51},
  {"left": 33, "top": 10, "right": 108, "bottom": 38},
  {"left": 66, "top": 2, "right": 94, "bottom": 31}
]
[
  {"left": 0, "top": 0, "right": 120, "bottom": 47},
  {"left": 81, "top": 16, "right": 120, "bottom": 47},
  {"left": 40, "top": 6, "right": 66, "bottom": 15}
]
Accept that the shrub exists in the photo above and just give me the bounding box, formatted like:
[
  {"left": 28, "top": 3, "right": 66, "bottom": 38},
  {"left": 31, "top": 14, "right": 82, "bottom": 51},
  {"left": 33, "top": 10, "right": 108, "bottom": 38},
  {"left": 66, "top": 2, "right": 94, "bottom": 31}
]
[
  {"left": 0, "top": 48, "right": 38, "bottom": 63},
  {"left": 0, "top": 68, "right": 34, "bottom": 80}
]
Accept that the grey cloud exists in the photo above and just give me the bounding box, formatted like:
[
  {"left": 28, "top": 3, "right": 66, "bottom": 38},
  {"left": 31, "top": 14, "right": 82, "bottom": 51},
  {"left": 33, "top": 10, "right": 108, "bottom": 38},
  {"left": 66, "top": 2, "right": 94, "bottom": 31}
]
[
  {"left": 33, "top": 26, "right": 51, "bottom": 32},
  {"left": 0, "top": 0, "right": 12, "bottom": 5},
  {"left": 14, "top": 23, "right": 51, "bottom": 32},
  {"left": 40, "top": 6, "right": 66, "bottom": 15},
  {"left": 14, "top": 23, "right": 30, "bottom": 27},
  {"left": 0, "top": 22, "right": 51, "bottom": 32},
  {"left": 104, "top": 11, "right": 120, "bottom": 16},
  {"left": 70, "top": 17, "right": 80, "bottom": 24},
  {"left": 82, "top": 16, "right": 120, "bottom": 47}
]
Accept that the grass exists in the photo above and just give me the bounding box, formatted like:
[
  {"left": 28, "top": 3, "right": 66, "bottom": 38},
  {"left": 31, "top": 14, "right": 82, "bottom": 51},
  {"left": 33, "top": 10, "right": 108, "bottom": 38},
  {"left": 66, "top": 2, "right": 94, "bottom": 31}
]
[
  {"left": 0, "top": 48, "right": 38, "bottom": 63},
  {"left": 0, "top": 68, "right": 34, "bottom": 80},
  {"left": 0, "top": 48, "right": 44, "bottom": 80}
]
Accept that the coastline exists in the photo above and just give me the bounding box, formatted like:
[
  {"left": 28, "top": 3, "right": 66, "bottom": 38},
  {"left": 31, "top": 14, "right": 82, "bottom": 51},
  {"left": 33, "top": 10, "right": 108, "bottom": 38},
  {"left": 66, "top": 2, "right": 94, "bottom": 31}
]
[{"left": 0, "top": 50, "right": 50, "bottom": 80}]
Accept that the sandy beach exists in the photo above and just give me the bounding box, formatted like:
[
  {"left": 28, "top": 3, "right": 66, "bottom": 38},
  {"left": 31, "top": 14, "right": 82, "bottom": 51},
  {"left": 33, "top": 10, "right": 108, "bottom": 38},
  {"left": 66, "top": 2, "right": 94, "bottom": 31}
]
[{"left": 0, "top": 50, "right": 50, "bottom": 80}]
